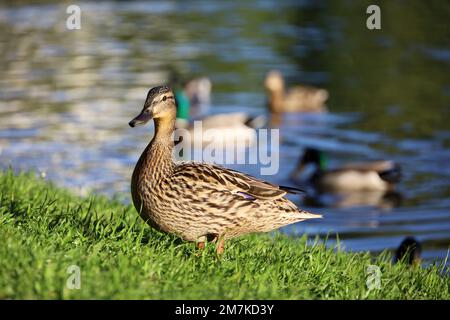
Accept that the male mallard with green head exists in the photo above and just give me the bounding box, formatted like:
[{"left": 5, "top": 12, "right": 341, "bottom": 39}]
[
  {"left": 291, "top": 148, "right": 402, "bottom": 192},
  {"left": 170, "top": 74, "right": 265, "bottom": 147},
  {"left": 129, "top": 86, "right": 322, "bottom": 254}
]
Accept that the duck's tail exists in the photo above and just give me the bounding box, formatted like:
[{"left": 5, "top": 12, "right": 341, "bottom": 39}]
[
  {"left": 378, "top": 163, "right": 402, "bottom": 183},
  {"left": 245, "top": 114, "right": 267, "bottom": 129},
  {"left": 297, "top": 210, "right": 323, "bottom": 220},
  {"left": 280, "top": 185, "right": 306, "bottom": 195}
]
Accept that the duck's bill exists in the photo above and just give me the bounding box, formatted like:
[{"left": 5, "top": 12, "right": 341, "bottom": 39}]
[{"left": 129, "top": 111, "right": 152, "bottom": 127}]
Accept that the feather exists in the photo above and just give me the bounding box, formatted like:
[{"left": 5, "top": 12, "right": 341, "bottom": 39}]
[
  {"left": 174, "top": 163, "right": 288, "bottom": 200},
  {"left": 279, "top": 186, "right": 306, "bottom": 194}
]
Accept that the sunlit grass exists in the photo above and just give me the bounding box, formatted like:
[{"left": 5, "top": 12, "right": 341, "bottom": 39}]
[{"left": 0, "top": 170, "right": 448, "bottom": 299}]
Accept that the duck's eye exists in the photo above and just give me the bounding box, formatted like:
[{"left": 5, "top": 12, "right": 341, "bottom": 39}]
[{"left": 162, "top": 96, "right": 167, "bottom": 101}]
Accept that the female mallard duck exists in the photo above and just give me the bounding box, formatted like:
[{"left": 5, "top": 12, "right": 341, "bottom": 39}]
[
  {"left": 129, "top": 86, "right": 322, "bottom": 254},
  {"left": 264, "top": 70, "right": 329, "bottom": 113},
  {"left": 291, "top": 148, "right": 402, "bottom": 192}
]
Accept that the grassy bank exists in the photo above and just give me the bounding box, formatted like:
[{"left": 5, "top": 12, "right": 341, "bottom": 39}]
[{"left": 0, "top": 170, "right": 448, "bottom": 299}]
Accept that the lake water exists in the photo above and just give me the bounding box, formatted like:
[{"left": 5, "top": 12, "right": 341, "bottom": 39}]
[{"left": 1, "top": 1, "right": 449, "bottom": 266}]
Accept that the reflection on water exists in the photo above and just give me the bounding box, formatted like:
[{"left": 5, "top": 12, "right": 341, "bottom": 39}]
[
  {"left": 0, "top": 1, "right": 449, "bottom": 266},
  {"left": 303, "top": 190, "right": 404, "bottom": 210}
]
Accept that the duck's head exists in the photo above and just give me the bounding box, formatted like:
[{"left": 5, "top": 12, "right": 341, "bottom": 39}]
[
  {"left": 264, "top": 70, "right": 284, "bottom": 93},
  {"left": 129, "top": 86, "right": 176, "bottom": 127},
  {"left": 291, "top": 148, "right": 327, "bottom": 178},
  {"left": 394, "top": 237, "right": 422, "bottom": 266}
]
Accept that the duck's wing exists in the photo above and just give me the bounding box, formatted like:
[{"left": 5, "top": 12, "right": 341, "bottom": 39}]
[{"left": 173, "top": 162, "right": 303, "bottom": 200}]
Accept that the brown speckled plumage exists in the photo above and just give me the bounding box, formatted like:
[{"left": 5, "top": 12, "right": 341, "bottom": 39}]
[
  {"left": 264, "top": 70, "right": 329, "bottom": 113},
  {"left": 129, "top": 86, "right": 322, "bottom": 252}
]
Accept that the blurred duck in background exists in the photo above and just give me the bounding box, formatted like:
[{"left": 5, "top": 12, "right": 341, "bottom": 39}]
[
  {"left": 169, "top": 72, "right": 266, "bottom": 147},
  {"left": 291, "top": 148, "right": 402, "bottom": 192},
  {"left": 394, "top": 237, "right": 422, "bottom": 266},
  {"left": 128, "top": 85, "right": 322, "bottom": 254},
  {"left": 291, "top": 148, "right": 403, "bottom": 209},
  {"left": 176, "top": 112, "right": 266, "bottom": 148},
  {"left": 264, "top": 70, "right": 329, "bottom": 113}
]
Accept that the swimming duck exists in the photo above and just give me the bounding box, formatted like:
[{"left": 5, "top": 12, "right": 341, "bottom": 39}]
[
  {"left": 169, "top": 71, "right": 266, "bottom": 131},
  {"left": 291, "top": 148, "right": 402, "bottom": 192},
  {"left": 173, "top": 83, "right": 265, "bottom": 148},
  {"left": 264, "top": 70, "right": 329, "bottom": 113},
  {"left": 394, "top": 237, "right": 422, "bottom": 266},
  {"left": 170, "top": 73, "right": 211, "bottom": 117},
  {"left": 129, "top": 86, "right": 322, "bottom": 254}
]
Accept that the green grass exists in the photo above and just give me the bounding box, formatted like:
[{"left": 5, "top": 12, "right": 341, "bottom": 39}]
[{"left": 0, "top": 170, "right": 448, "bottom": 299}]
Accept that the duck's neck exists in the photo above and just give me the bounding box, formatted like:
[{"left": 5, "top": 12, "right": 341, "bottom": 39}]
[
  {"left": 153, "top": 116, "right": 176, "bottom": 145},
  {"left": 268, "top": 88, "right": 285, "bottom": 113},
  {"left": 318, "top": 152, "right": 327, "bottom": 171},
  {"left": 132, "top": 116, "right": 175, "bottom": 190}
]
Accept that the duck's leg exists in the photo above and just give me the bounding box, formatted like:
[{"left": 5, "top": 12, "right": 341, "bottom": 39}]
[
  {"left": 196, "top": 242, "right": 205, "bottom": 250},
  {"left": 216, "top": 237, "right": 225, "bottom": 255},
  {"left": 206, "top": 233, "right": 225, "bottom": 254},
  {"left": 196, "top": 235, "right": 207, "bottom": 250}
]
